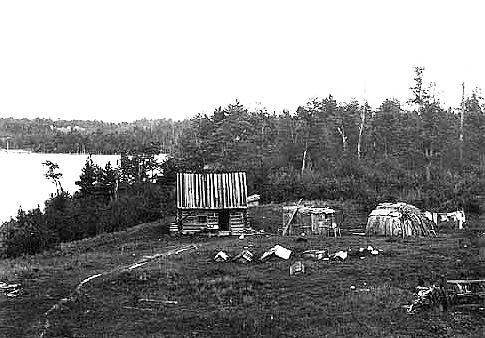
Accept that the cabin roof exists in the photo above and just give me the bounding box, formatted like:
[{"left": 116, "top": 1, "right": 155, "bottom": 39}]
[{"left": 177, "top": 172, "right": 247, "bottom": 209}]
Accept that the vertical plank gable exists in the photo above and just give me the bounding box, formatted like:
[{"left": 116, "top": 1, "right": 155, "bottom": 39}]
[
  {"left": 232, "top": 173, "right": 238, "bottom": 207},
  {"left": 176, "top": 173, "right": 180, "bottom": 208},
  {"left": 176, "top": 172, "right": 248, "bottom": 209},
  {"left": 208, "top": 173, "right": 213, "bottom": 209},
  {"left": 228, "top": 173, "right": 234, "bottom": 208},
  {"left": 242, "top": 172, "right": 247, "bottom": 205},
  {"left": 222, "top": 173, "right": 227, "bottom": 208}
]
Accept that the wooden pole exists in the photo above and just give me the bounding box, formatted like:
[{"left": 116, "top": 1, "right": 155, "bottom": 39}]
[{"left": 282, "top": 199, "right": 303, "bottom": 236}]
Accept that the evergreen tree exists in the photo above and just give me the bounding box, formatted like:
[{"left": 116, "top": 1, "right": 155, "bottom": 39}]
[
  {"left": 75, "top": 156, "right": 100, "bottom": 198},
  {"left": 98, "top": 161, "right": 118, "bottom": 202}
]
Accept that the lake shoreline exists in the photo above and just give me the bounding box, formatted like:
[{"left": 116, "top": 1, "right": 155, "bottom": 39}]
[{"left": 0, "top": 152, "right": 121, "bottom": 224}]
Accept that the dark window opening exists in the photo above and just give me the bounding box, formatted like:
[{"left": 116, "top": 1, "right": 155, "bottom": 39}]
[{"left": 198, "top": 215, "right": 207, "bottom": 223}]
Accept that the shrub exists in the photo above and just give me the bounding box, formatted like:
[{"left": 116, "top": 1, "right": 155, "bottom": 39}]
[{"left": 0, "top": 208, "right": 58, "bottom": 258}]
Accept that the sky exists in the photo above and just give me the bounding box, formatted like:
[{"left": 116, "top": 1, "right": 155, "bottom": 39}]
[{"left": 0, "top": 0, "right": 484, "bottom": 122}]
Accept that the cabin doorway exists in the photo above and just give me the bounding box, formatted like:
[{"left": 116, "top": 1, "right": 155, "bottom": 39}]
[{"left": 218, "top": 211, "right": 230, "bottom": 231}]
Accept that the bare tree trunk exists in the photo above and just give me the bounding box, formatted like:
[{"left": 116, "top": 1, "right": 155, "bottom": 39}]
[
  {"left": 336, "top": 126, "right": 347, "bottom": 153},
  {"left": 301, "top": 142, "right": 308, "bottom": 175},
  {"left": 57, "top": 181, "right": 64, "bottom": 195},
  {"left": 289, "top": 119, "right": 297, "bottom": 144},
  {"left": 425, "top": 163, "right": 431, "bottom": 182},
  {"left": 460, "top": 82, "right": 465, "bottom": 164},
  {"left": 384, "top": 138, "right": 388, "bottom": 159},
  {"left": 114, "top": 174, "right": 119, "bottom": 201},
  {"left": 424, "top": 148, "right": 433, "bottom": 182},
  {"left": 357, "top": 107, "right": 365, "bottom": 160}
]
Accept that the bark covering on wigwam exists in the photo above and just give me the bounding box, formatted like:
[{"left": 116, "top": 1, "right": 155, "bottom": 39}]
[{"left": 365, "top": 202, "right": 436, "bottom": 237}]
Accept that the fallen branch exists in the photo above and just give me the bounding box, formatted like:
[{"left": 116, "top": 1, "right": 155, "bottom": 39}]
[
  {"left": 139, "top": 298, "right": 178, "bottom": 305},
  {"left": 123, "top": 306, "right": 156, "bottom": 312},
  {"left": 75, "top": 274, "right": 102, "bottom": 293}
]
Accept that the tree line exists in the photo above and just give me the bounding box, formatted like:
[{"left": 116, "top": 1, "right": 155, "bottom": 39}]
[
  {"left": 175, "top": 68, "right": 485, "bottom": 211},
  {"left": 1, "top": 67, "right": 484, "bottom": 257},
  {"left": 0, "top": 117, "right": 186, "bottom": 154}
]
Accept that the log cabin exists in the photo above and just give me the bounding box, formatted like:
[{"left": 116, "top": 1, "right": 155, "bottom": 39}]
[{"left": 174, "top": 172, "right": 248, "bottom": 235}]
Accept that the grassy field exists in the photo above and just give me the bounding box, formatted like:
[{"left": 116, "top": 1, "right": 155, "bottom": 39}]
[{"left": 0, "top": 207, "right": 484, "bottom": 338}]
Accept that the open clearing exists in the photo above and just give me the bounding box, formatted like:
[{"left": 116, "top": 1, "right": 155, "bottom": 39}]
[{"left": 1, "top": 207, "right": 484, "bottom": 338}]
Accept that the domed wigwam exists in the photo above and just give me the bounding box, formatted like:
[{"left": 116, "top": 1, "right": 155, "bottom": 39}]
[{"left": 365, "top": 202, "right": 437, "bottom": 237}]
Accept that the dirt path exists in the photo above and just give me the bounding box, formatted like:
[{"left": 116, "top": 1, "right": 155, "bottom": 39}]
[{"left": 34, "top": 243, "right": 199, "bottom": 338}]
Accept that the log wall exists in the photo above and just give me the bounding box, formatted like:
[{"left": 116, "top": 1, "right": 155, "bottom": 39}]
[
  {"left": 177, "top": 209, "right": 247, "bottom": 235},
  {"left": 229, "top": 210, "right": 246, "bottom": 235}
]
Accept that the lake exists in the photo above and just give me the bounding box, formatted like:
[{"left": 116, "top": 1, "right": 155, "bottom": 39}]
[{"left": 0, "top": 151, "right": 120, "bottom": 224}]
